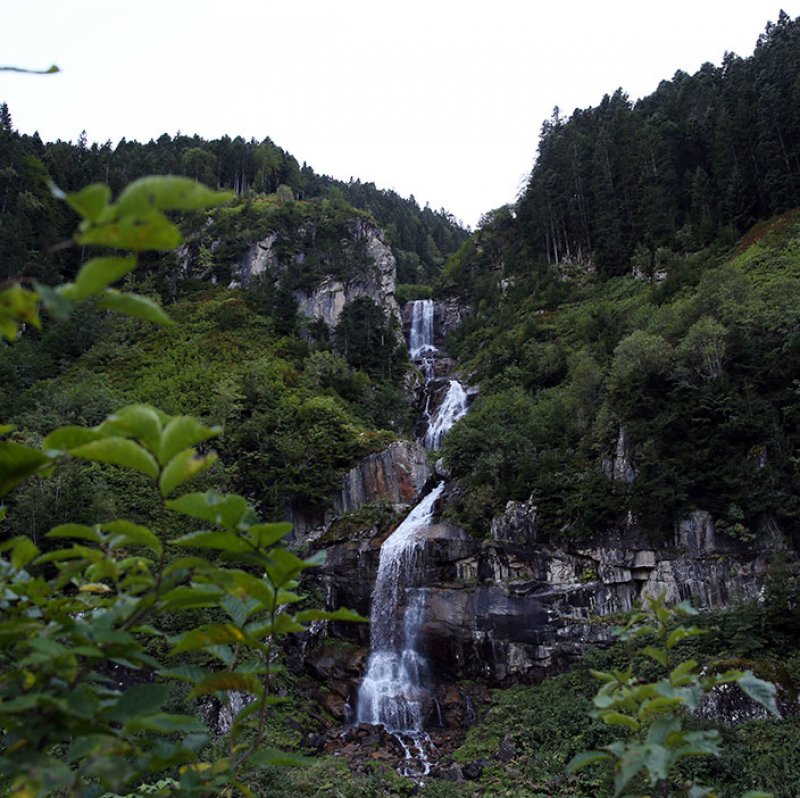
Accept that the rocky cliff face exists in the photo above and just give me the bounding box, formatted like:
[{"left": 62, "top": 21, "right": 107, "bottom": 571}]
[
  {"left": 240, "top": 217, "right": 401, "bottom": 330},
  {"left": 317, "top": 496, "right": 793, "bottom": 684},
  {"left": 290, "top": 440, "right": 431, "bottom": 542}
]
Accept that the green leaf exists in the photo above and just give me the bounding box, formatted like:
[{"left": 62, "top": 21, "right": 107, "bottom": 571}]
[
  {"left": 600, "top": 711, "right": 640, "bottom": 731},
  {"left": 0, "top": 441, "right": 52, "bottom": 495},
  {"left": 73, "top": 255, "right": 138, "bottom": 299},
  {"left": 46, "top": 523, "right": 103, "bottom": 543},
  {"left": 674, "top": 600, "right": 700, "bottom": 616},
  {"left": 109, "top": 683, "right": 171, "bottom": 722},
  {"left": 170, "top": 624, "right": 253, "bottom": 655},
  {"left": 0, "top": 283, "right": 42, "bottom": 341},
  {"left": 2, "top": 536, "right": 40, "bottom": 568},
  {"left": 160, "top": 665, "right": 211, "bottom": 683},
  {"left": 566, "top": 750, "right": 612, "bottom": 773},
  {"left": 670, "top": 659, "right": 698, "bottom": 685},
  {"left": 643, "top": 743, "right": 672, "bottom": 783},
  {"left": 166, "top": 491, "right": 254, "bottom": 529},
  {"left": 37, "top": 282, "right": 75, "bottom": 319},
  {"left": 248, "top": 522, "right": 293, "bottom": 548},
  {"left": 78, "top": 207, "right": 183, "bottom": 251},
  {"left": 642, "top": 645, "right": 668, "bottom": 668},
  {"left": 103, "top": 519, "right": 162, "bottom": 556},
  {"left": 189, "top": 672, "right": 264, "bottom": 699},
  {"left": 0, "top": 424, "right": 14, "bottom": 436},
  {"left": 124, "top": 713, "right": 206, "bottom": 734},
  {"left": 614, "top": 746, "right": 649, "bottom": 796},
  {"left": 737, "top": 671, "right": 780, "bottom": 717},
  {"left": 97, "top": 289, "right": 173, "bottom": 325},
  {"left": 219, "top": 594, "right": 261, "bottom": 627},
  {"left": 43, "top": 426, "right": 104, "bottom": 453},
  {"left": 160, "top": 585, "right": 223, "bottom": 611},
  {"left": 741, "top": 792, "right": 773, "bottom": 798},
  {"left": 214, "top": 569, "right": 275, "bottom": 606},
  {"left": 159, "top": 449, "right": 218, "bottom": 497},
  {"left": 159, "top": 416, "right": 221, "bottom": 466},
  {"left": 116, "top": 176, "right": 231, "bottom": 214},
  {"left": 590, "top": 669, "right": 618, "bottom": 684},
  {"left": 100, "top": 403, "right": 163, "bottom": 451},
  {"left": 66, "top": 183, "right": 111, "bottom": 221},
  {"left": 171, "top": 529, "right": 252, "bottom": 554},
  {"left": 639, "top": 695, "right": 684, "bottom": 718},
  {"left": 264, "top": 547, "right": 316, "bottom": 588},
  {"left": 70, "top": 437, "right": 159, "bottom": 478},
  {"left": 666, "top": 626, "right": 705, "bottom": 650}
]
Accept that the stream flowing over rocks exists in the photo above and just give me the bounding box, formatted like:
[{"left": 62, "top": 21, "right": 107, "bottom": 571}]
[{"left": 294, "top": 297, "right": 797, "bottom": 778}]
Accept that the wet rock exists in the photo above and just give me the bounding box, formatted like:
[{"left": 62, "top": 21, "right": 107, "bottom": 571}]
[
  {"left": 302, "top": 732, "right": 326, "bottom": 752},
  {"left": 497, "top": 737, "right": 516, "bottom": 763},
  {"left": 291, "top": 440, "right": 431, "bottom": 542},
  {"left": 462, "top": 760, "right": 485, "bottom": 780},
  {"left": 438, "top": 763, "right": 465, "bottom": 782}
]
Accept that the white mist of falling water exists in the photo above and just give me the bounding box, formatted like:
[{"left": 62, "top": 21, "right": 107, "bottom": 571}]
[
  {"left": 357, "top": 482, "right": 444, "bottom": 733},
  {"left": 424, "top": 380, "right": 468, "bottom": 450},
  {"left": 354, "top": 301, "right": 472, "bottom": 775},
  {"left": 408, "top": 299, "right": 435, "bottom": 359}
]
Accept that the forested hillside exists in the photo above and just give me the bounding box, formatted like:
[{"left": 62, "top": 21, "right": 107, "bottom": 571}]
[
  {"left": 0, "top": 109, "right": 467, "bottom": 286},
  {"left": 512, "top": 10, "right": 800, "bottom": 277},
  {"left": 2, "top": 11, "right": 800, "bottom": 798},
  {"left": 438, "top": 13, "right": 800, "bottom": 548}
]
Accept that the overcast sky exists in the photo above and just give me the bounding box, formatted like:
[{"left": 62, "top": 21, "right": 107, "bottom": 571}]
[{"left": 2, "top": 1, "right": 795, "bottom": 227}]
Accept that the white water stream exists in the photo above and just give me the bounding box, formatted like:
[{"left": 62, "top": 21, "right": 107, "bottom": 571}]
[
  {"left": 356, "top": 483, "right": 444, "bottom": 734},
  {"left": 355, "top": 300, "right": 471, "bottom": 776}
]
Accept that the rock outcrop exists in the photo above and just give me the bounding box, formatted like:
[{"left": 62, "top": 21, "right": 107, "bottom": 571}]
[
  {"left": 239, "top": 217, "right": 401, "bottom": 330},
  {"left": 290, "top": 440, "right": 431, "bottom": 542},
  {"left": 335, "top": 440, "right": 430, "bottom": 515},
  {"left": 319, "top": 498, "right": 794, "bottom": 684}
]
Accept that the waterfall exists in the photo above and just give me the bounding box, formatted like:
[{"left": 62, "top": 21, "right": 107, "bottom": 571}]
[
  {"left": 354, "top": 300, "right": 471, "bottom": 775},
  {"left": 408, "top": 299, "right": 435, "bottom": 358},
  {"left": 356, "top": 482, "right": 444, "bottom": 734},
  {"left": 424, "top": 380, "right": 468, "bottom": 450}
]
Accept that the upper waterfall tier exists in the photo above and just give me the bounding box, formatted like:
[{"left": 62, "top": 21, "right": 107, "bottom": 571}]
[{"left": 408, "top": 299, "right": 436, "bottom": 358}]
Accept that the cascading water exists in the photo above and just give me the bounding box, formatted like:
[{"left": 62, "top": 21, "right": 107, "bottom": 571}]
[
  {"left": 355, "top": 300, "right": 470, "bottom": 776},
  {"left": 424, "top": 380, "right": 468, "bottom": 450},
  {"left": 356, "top": 483, "right": 444, "bottom": 736},
  {"left": 408, "top": 299, "right": 436, "bottom": 359}
]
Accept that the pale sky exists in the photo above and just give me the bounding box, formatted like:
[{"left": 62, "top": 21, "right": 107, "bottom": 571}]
[{"left": 2, "top": 1, "right": 795, "bottom": 227}]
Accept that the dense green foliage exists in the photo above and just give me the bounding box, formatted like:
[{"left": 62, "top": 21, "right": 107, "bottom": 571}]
[
  {"left": 0, "top": 176, "right": 365, "bottom": 797},
  {"left": 512, "top": 13, "right": 800, "bottom": 278},
  {"left": 0, "top": 285, "right": 407, "bottom": 531},
  {"left": 443, "top": 212, "right": 800, "bottom": 538},
  {"left": 0, "top": 108, "right": 467, "bottom": 288}
]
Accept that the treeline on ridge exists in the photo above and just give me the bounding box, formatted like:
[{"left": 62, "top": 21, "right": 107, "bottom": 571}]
[
  {"left": 0, "top": 104, "right": 467, "bottom": 287},
  {"left": 512, "top": 11, "right": 800, "bottom": 278},
  {"left": 437, "top": 14, "right": 800, "bottom": 545}
]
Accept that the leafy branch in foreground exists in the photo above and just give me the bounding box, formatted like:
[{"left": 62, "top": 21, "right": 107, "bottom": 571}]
[
  {"left": 0, "top": 406, "right": 363, "bottom": 796},
  {"left": 568, "top": 594, "right": 779, "bottom": 798},
  {"left": 1, "top": 175, "right": 230, "bottom": 341},
  {"left": 0, "top": 176, "right": 364, "bottom": 796}
]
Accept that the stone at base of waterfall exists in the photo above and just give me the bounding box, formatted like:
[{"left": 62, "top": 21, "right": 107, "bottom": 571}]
[{"left": 326, "top": 723, "right": 407, "bottom": 772}]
